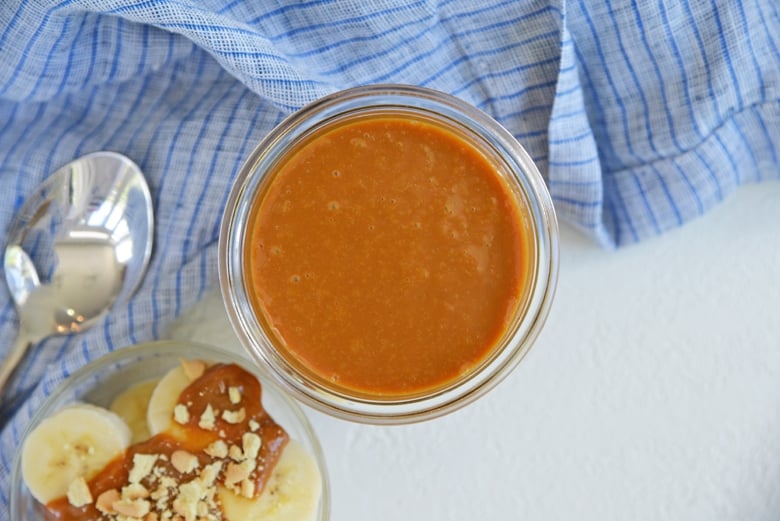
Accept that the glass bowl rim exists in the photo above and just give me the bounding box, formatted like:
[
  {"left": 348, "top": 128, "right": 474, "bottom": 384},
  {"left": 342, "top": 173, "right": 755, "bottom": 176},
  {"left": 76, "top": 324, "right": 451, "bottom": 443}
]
[{"left": 7, "top": 339, "right": 331, "bottom": 521}]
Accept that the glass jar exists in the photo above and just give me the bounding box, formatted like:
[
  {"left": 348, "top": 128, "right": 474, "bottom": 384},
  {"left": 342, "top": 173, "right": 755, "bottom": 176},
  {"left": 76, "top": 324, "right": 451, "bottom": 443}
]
[{"left": 219, "top": 84, "right": 558, "bottom": 424}]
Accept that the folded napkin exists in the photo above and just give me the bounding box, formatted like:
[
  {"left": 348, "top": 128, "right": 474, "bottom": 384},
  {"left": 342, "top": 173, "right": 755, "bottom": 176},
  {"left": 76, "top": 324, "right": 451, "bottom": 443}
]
[{"left": 0, "top": 0, "right": 777, "bottom": 510}]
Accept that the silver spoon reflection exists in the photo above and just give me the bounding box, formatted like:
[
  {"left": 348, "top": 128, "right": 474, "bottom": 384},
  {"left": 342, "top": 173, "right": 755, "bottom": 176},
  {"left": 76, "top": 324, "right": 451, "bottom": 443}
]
[{"left": 0, "top": 152, "right": 154, "bottom": 393}]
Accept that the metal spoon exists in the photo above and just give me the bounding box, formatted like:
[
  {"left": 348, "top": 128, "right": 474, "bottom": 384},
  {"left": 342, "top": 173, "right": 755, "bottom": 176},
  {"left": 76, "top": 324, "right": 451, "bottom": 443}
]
[{"left": 0, "top": 151, "right": 154, "bottom": 392}]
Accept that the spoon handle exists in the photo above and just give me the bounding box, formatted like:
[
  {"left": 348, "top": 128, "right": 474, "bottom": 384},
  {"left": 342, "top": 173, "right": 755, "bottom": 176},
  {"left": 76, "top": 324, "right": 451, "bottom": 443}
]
[{"left": 0, "top": 330, "right": 34, "bottom": 393}]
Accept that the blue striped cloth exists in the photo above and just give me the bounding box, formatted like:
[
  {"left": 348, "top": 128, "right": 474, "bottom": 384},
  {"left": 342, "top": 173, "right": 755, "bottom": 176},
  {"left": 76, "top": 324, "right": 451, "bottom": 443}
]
[{"left": 0, "top": 0, "right": 778, "bottom": 509}]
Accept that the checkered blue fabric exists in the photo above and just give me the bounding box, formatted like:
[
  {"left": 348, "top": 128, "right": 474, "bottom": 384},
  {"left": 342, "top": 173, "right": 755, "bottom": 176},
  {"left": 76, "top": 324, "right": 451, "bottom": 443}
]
[{"left": 0, "top": 0, "right": 778, "bottom": 510}]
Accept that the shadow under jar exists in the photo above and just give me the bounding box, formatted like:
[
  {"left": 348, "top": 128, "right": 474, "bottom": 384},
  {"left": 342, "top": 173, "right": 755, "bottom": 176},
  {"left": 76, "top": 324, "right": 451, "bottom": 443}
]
[{"left": 220, "top": 84, "right": 558, "bottom": 424}]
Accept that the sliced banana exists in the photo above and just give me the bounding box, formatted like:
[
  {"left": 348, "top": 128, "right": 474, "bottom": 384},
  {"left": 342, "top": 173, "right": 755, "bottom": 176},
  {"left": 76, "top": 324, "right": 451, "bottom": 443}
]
[
  {"left": 110, "top": 379, "right": 158, "bottom": 443},
  {"left": 146, "top": 360, "right": 208, "bottom": 435},
  {"left": 21, "top": 404, "right": 132, "bottom": 504},
  {"left": 146, "top": 365, "right": 191, "bottom": 435},
  {"left": 218, "top": 440, "right": 322, "bottom": 521}
]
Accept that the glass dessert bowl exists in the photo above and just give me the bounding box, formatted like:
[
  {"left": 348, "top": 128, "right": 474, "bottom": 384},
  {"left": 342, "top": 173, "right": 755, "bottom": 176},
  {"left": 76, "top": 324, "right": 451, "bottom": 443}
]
[
  {"left": 8, "top": 340, "right": 330, "bottom": 521},
  {"left": 220, "top": 84, "right": 559, "bottom": 424}
]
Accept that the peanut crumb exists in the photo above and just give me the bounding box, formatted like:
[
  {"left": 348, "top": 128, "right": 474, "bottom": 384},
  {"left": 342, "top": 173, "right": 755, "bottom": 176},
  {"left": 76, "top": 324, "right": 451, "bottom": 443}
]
[
  {"left": 224, "top": 460, "right": 255, "bottom": 487},
  {"left": 199, "top": 461, "right": 223, "bottom": 486},
  {"left": 204, "top": 440, "right": 228, "bottom": 459},
  {"left": 248, "top": 420, "right": 260, "bottom": 432},
  {"left": 122, "top": 483, "right": 150, "bottom": 500},
  {"left": 221, "top": 408, "right": 246, "bottom": 424},
  {"left": 129, "top": 454, "right": 159, "bottom": 484},
  {"left": 96, "top": 489, "right": 121, "bottom": 514},
  {"left": 173, "top": 404, "right": 190, "bottom": 425},
  {"left": 228, "top": 387, "right": 241, "bottom": 404},
  {"left": 113, "top": 498, "right": 151, "bottom": 518},
  {"left": 172, "top": 481, "right": 205, "bottom": 521},
  {"left": 198, "top": 404, "right": 216, "bottom": 430},
  {"left": 171, "top": 450, "right": 200, "bottom": 474},
  {"left": 150, "top": 474, "right": 174, "bottom": 504},
  {"left": 180, "top": 359, "right": 207, "bottom": 381},
  {"left": 228, "top": 444, "right": 244, "bottom": 462},
  {"left": 242, "top": 432, "right": 262, "bottom": 460},
  {"left": 239, "top": 479, "right": 255, "bottom": 499},
  {"left": 67, "top": 476, "right": 93, "bottom": 507},
  {"left": 150, "top": 485, "right": 168, "bottom": 502}
]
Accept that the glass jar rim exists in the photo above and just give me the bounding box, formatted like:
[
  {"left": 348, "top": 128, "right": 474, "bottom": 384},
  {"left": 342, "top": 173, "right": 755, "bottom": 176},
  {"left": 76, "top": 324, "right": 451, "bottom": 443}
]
[{"left": 219, "top": 84, "right": 559, "bottom": 424}]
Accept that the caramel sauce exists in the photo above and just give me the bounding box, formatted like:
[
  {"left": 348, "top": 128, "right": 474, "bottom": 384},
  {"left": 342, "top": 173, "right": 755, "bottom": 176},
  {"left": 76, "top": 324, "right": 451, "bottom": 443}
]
[
  {"left": 46, "top": 364, "right": 288, "bottom": 521},
  {"left": 246, "top": 114, "right": 532, "bottom": 397}
]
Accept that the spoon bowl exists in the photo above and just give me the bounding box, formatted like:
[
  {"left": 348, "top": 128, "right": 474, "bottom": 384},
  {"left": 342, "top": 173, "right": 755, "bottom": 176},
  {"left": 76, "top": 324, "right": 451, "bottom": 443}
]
[{"left": 0, "top": 151, "right": 153, "bottom": 391}]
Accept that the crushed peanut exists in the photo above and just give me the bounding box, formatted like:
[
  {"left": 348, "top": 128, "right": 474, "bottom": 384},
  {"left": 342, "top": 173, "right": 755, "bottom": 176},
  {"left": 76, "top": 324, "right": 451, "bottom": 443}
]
[
  {"left": 228, "top": 444, "right": 244, "bottom": 462},
  {"left": 96, "top": 489, "right": 121, "bottom": 514},
  {"left": 204, "top": 440, "right": 228, "bottom": 459},
  {"left": 228, "top": 387, "right": 241, "bottom": 404},
  {"left": 122, "top": 483, "right": 150, "bottom": 500},
  {"left": 129, "top": 454, "right": 159, "bottom": 484},
  {"left": 242, "top": 432, "right": 262, "bottom": 460},
  {"left": 172, "top": 481, "right": 203, "bottom": 521},
  {"left": 221, "top": 408, "right": 246, "bottom": 424},
  {"left": 173, "top": 404, "right": 190, "bottom": 425},
  {"left": 200, "top": 462, "right": 222, "bottom": 487},
  {"left": 248, "top": 420, "right": 260, "bottom": 432},
  {"left": 240, "top": 479, "right": 255, "bottom": 499},
  {"left": 113, "top": 498, "right": 151, "bottom": 518},
  {"left": 224, "top": 459, "right": 255, "bottom": 488},
  {"left": 66, "top": 476, "right": 93, "bottom": 507},
  {"left": 171, "top": 450, "right": 200, "bottom": 474},
  {"left": 151, "top": 475, "right": 177, "bottom": 501},
  {"left": 180, "top": 359, "right": 207, "bottom": 381},
  {"left": 198, "top": 405, "right": 216, "bottom": 430}
]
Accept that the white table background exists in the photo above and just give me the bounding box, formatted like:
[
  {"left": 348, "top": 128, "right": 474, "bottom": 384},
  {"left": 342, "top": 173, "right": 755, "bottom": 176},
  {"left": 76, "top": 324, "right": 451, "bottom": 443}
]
[{"left": 168, "top": 181, "right": 780, "bottom": 521}]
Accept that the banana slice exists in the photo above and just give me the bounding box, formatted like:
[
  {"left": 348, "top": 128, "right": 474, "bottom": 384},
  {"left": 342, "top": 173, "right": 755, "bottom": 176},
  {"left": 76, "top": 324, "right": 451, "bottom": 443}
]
[
  {"left": 110, "top": 379, "right": 158, "bottom": 443},
  {"left": 21, "top": 404, "right": 132, "bottom": 504},
  {"left": 146, "top": 360, "right": 207, "bottom": 435},
  {"left": 218, "top": 440, "right": 322, "bottom": 521},
  {"left": 146, "top": 366, "right": 190, "bottom": 435}
]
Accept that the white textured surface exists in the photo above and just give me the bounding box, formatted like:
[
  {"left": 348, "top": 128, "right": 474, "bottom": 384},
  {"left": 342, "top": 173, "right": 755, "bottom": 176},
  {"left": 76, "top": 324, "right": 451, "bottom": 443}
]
[{"left": 167, "top": 182, "right": 780, "bottom": 521}]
